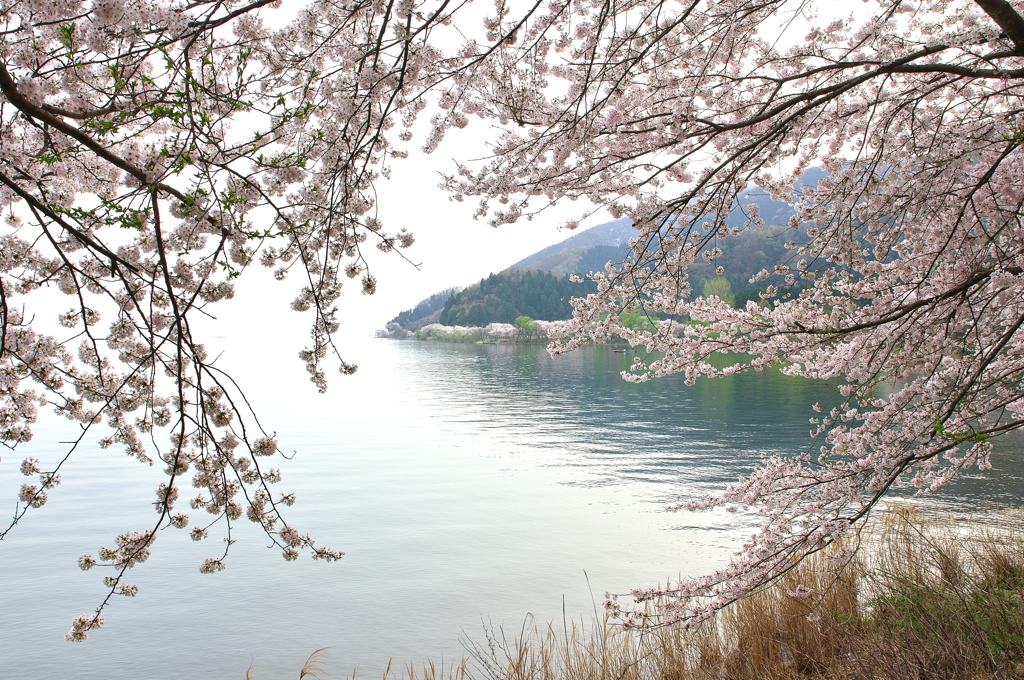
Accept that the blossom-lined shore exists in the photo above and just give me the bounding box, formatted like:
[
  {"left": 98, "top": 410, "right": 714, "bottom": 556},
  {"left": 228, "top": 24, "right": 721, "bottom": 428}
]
[
  {"left": 377, "top": 317, "right": 685, "bottom": 343},
  {"left": 378, "top": 320, "right": 571, "bottom": 342}
]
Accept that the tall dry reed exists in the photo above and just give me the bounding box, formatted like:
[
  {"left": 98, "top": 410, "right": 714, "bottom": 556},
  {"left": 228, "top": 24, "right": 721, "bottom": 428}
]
[{"left": 278, "top": 506, "right": 1024, "bottom": 680}]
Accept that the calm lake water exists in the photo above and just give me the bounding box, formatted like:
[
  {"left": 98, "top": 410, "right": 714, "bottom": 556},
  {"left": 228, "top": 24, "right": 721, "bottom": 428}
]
[{"left": 2, "top": 339, "right": 1022, "bottom": 679}]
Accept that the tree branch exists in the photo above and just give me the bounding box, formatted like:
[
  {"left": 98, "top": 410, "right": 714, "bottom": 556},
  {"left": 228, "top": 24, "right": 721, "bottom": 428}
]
[
  {"left": 0, "top": 171, "right": 141, "bottom": 275},
  {"left": 0, "top": 63, "right": 227, "bottom": 237},
  {"left": 974, "top": 0, "right": 1024, "bottom": 53}
]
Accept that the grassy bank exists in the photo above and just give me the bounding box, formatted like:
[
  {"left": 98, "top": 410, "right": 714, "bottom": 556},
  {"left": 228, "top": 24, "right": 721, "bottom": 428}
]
[{"left": 284, "top": 507, "right": 1024, "bottom": 680}]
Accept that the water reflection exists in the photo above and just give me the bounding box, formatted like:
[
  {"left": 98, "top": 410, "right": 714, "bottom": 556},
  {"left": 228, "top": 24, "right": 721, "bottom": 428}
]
[
  {"left": 402, "top": 341, "right": 1024, "bottom": 511},
  {"left": 401, "top": 342, "right": 842, "bottom": 500}
]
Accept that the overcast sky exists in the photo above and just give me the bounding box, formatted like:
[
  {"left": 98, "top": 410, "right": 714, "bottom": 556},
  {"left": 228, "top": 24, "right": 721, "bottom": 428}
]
[
  {"left": 196, "top": 123, "right": 613, "bottom": 391},
  {"left": 364, "top": 139, "right": 609, "bottom": 325},
  {"left": 219, "top": 119, "right": 611, "bottom": 333}
]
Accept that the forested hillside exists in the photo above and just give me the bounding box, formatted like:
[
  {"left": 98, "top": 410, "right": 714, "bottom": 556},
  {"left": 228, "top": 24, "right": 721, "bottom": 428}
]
[
  {"left": 520, "top": 244, "right": 633, "bottom": 276},
  {"left": 438, "top": 270, "right": 597, "bottom": 326},
  {"left": 688, "top": 223, "right": 796, "bottom": 302},
  {"left": 388, "top": 222, "right": 799, "bottom": 330},
  {"left": 388, "top": 287, "right": 460, "bottom": 330},
  {"left": 388, "top": 170, "right": 826, "bottom": 330}
]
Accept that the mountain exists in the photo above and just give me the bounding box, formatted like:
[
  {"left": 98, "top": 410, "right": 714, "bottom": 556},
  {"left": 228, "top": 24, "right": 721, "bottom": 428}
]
[
  {"left": 385, "top": 219, "right": 635, "bottom": 330},
  {"left": 510, "top": 218, "right": 634, "bottom": 273},
  {"left": 509, "top": 177, "right": 815, "bottom": 277},
  {"left": 387, "top": 171, "right": 825, "bottom": 329},
  {"left": 385, "top": 218, "right": 638, "bottom": 330}
]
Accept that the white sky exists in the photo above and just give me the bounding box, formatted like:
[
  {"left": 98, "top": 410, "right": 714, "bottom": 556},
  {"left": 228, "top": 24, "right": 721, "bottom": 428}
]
[
  {"left": 356, "top": 139, "right": 608, "bottom": 328},
  {"left": 221, "top": 88, "right": 612, "bottom": 326},
  {"left": 204, "top": 127, "right": 612, "bottom": 374}
]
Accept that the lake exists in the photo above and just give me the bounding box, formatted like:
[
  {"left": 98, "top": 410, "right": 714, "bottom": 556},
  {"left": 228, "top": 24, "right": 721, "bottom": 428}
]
[{"left": 1, "top": 339, "right": 1021, "bottom": 679}]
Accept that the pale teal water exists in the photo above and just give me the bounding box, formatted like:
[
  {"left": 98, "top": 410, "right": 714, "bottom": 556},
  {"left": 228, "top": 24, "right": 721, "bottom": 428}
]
[{"left": 1, "top": 340, "right": 1021, "bottom": 679}]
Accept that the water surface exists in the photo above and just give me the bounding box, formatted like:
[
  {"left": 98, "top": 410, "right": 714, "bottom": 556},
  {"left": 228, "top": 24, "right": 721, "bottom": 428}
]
[{"left": 1, "top": 340, "right": 1020, "bottom": 678}]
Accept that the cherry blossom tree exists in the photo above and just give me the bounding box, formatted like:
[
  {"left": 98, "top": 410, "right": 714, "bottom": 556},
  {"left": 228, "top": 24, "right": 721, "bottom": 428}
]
[
  {"left": 6, "top": 0, "right": 1024, "bottom": 641},
  {"left": 0, "top": 0, "right": 460, "bottom": 640},
  {"left": 443, "top": 0, "right": 1024, "bottom": 625}
]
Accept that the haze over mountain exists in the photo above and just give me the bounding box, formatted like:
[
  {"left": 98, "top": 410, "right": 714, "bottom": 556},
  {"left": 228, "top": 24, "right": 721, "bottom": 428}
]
[{"left": 509, "top": 218, "right": 634, "bottom": 275}]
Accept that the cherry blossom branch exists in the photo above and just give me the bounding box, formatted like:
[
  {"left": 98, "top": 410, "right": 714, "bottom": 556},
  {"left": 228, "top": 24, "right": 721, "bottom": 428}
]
[{"left": 973, "top": 0, "right": 1024, "bottom": 53}]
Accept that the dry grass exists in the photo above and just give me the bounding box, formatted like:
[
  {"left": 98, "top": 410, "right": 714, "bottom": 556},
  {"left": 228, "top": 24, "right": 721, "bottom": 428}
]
[
  {"left": 283, "top": 506, "right": 1024, "bottom": 680},
  {"left": 467, "top": 506, "right": 1024, "bottom": 680}
]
